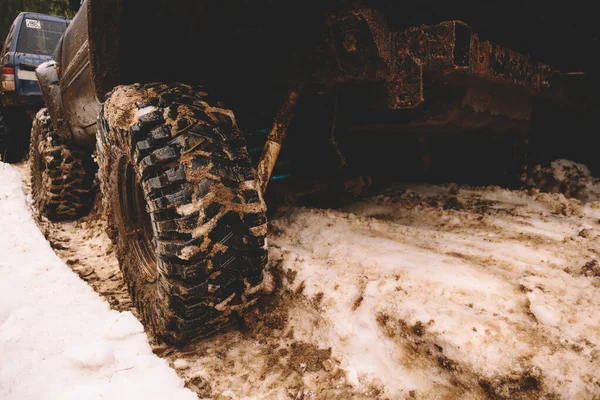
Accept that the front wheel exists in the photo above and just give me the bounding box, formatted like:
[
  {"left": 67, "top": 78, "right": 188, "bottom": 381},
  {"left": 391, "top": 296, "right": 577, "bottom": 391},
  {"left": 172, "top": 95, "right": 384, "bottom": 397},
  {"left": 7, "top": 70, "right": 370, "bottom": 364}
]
[{"left": 97, "top": 83, "right": 268, "bottom": 343}]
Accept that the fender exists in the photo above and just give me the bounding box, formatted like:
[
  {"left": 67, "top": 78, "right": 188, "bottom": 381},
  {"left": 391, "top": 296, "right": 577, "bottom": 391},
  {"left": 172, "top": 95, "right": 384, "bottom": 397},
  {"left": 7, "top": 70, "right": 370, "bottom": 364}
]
[{"left": 36, "top": 60, "right": 73, "bottom": 143}]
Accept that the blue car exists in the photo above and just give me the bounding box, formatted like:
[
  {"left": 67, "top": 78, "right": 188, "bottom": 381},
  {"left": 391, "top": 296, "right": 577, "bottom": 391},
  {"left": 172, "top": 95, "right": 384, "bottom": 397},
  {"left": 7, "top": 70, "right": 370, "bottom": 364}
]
[{"left": 0, "top": 12, "right": 69, "bottom": 161}]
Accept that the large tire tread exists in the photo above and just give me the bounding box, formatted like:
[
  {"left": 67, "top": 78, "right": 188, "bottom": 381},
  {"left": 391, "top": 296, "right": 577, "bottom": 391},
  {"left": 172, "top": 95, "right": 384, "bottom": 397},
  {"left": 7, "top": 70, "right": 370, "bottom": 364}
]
[
  {"left": 97, "top": 83, "right": 267, "bottom": 343},
  {"left": 30, "top": 108, "right": 95, "bottom": 220}
]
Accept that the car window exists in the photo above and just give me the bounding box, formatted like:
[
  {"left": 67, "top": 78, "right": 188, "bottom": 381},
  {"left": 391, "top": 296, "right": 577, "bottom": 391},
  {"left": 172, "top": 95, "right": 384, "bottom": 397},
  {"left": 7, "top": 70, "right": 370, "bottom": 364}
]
[{"left": 16, "top": 18, "right": 67, "bottom": 56}]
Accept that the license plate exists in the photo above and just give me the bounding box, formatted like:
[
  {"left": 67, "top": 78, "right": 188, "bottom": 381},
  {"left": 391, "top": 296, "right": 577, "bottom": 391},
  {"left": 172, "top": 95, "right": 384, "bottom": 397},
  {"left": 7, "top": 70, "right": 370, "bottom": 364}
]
[
  {"left": 17, "top": 70, "right": 37, "bottom": 81},
  {"left": 25, "top": 19, "right": 41, "bottom": 29}
]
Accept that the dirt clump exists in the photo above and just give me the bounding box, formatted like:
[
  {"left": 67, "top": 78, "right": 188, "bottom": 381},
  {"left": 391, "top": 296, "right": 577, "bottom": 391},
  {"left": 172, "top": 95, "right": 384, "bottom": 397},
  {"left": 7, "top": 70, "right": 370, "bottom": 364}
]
[
  {"left": 533, "top": 192, "right": 584, "bottom": 217},
  {"left": 184, "top": 374, "right": 212, "bottom": 398},
  {"left": 103, "top": 85, "right": 148, "bottom": 130},
  {"left": 376, "top": 313, "right": 396, "bottom": 338},
  {"left": 580, "top": 260, "right": 600, "bottom": 277},
  {"left": 352, "top": 278, "right": 368, "bottom": 311},
  {"left": 241, "top": 261, "right": 290, "bottom": 334},
  {"left": 478, "top": 367, "right": 549, "bottom": 400},
  {"left": 443, "top": 196, "right": 465, "bottom": 211},
  {"left": 523, "top": 160, "right": 600, "bottom": 202},
  {"left": 437, "top": 355, "right": 459, "bottom": 372},
  {"left": 578, "top": 228, "right": 593, "bottom": 238},
  {"left": 312, "top": 292, "right": 324, "bottom": 306},
  {"left": 288, "top": 341, "right": 332, "bottom": 373},
  {"left": 412, "top": 321, "right": 425, "bottom": 337},
  {"left": 352, "top": 294, "right": 364, "bottom": 311},
  {"left": 285, "top": 268, "right": 298, "bottom": 284}
]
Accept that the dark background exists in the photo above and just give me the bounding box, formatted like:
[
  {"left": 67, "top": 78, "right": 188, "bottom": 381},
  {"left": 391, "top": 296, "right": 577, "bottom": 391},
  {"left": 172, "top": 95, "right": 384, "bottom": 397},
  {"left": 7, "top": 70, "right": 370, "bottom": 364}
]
[{"left": 2, "top": 1, "right": 599, "bottom": 74}]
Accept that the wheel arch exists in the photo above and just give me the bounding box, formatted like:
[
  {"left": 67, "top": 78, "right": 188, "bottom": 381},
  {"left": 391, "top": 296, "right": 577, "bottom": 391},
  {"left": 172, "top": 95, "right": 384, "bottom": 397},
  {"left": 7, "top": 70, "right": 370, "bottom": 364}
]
[{"left": 36, "top": 60, "right": 73, "bottom": 144}]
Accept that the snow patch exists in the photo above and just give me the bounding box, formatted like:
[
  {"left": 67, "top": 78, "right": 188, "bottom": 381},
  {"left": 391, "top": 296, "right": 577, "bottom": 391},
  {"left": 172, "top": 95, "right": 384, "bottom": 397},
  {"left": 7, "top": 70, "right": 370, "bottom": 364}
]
[
  {"left": 173, "top": 359, "right": 190, "bottom": 371},
  {"left": 267, "top": 181, "right": 600, "bottom": 398},
  {"left": 0, "top": 162, "right": 195, "bottom": 400},
  {"left": 527, "top": 290, "right": 562, "bottom": 326},
  {"left": 65, "top": 342, "right": 116, "bottom": 369},
  {"left": 103, "top": 312, "right": 145, "bottom": 340}
]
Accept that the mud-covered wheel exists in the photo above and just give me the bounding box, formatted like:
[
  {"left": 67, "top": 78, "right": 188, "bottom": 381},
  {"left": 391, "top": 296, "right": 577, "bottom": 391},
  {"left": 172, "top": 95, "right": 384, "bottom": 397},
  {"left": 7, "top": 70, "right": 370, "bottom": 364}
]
[
  {"left": 97, "top": 83, "right": 268, "bottom": 343},
  {"left": 30, "top": 108, "right": 96, "bottom": 220}
]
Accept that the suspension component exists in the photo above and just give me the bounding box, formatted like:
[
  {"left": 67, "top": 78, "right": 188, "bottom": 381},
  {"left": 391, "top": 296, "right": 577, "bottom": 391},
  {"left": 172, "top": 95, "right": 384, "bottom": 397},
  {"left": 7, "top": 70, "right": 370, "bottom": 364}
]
[{"left": 257, "top": 89, "right": 300, "bottom": 192}]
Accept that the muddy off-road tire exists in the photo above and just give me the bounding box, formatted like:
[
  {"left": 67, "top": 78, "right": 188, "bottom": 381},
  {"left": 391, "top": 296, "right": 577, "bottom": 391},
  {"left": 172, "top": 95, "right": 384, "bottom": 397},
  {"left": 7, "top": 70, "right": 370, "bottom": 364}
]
[
  {"left": 30, "top": 109, "right": 96, "bottom": 220},
  {"left": 97, "top": 83, "right": 268, "bottom": 343}
]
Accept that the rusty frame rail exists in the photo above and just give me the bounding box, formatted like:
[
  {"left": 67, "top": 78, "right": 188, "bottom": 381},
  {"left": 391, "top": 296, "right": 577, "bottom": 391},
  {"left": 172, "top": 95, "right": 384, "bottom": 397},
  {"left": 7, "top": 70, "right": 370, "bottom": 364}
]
[
  {"left": 257, "top": 9, "right": 565, "bottom": 192},
  {"left": 319, "top": 10, "right": 558, "bottom": 110}
]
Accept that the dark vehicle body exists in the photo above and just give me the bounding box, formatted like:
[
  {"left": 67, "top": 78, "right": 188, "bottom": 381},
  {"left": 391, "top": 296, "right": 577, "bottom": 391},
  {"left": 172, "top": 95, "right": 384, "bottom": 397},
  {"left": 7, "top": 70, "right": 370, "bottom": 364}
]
[
  {"left": 33, "top": 0, "right": 596, "bottom": 343},
  {"left": 46, "top": 1, "right": 598, "bottom": 177}
]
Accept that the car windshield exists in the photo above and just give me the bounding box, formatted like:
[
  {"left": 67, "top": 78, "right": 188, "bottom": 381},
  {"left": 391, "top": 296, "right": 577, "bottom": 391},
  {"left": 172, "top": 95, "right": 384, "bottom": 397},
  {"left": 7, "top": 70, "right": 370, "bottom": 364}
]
[{"left": 16, "top": 18, "right": 67, "bottom": 56}]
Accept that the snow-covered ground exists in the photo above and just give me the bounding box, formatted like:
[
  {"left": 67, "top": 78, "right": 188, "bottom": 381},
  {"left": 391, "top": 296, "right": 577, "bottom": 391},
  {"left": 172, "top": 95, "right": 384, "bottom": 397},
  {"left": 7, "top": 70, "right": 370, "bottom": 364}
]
[
  {"left": 269, "top": 185, "right": 600, "bottom": 399},
  {"left": 0, "top": 162, "right": 196, "bottom": 400},
  {"left": 3, "top": 159, "right": 600, "bottom": 399}
]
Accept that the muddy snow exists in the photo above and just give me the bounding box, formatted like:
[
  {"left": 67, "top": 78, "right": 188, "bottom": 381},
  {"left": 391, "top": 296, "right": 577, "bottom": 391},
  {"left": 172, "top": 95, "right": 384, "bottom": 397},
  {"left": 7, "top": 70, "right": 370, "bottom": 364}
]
[{"left": 2, "top": 159, "right": 600, "bottom": 399}]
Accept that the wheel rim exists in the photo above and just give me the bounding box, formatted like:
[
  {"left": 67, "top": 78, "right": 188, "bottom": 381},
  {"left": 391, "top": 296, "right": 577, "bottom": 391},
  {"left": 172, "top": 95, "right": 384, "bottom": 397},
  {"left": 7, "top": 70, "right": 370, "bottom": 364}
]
[{"left": 119, "top": 159, "right": 157, "bottom": 281}]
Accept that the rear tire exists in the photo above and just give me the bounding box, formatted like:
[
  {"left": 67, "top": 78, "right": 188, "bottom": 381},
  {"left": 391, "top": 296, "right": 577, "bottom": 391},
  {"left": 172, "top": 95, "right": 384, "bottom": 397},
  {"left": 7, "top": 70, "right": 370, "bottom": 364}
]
[
  {"left": 0, "top": 109, "right": 31, "bottom": 163},
  {"left": 30, "top": 109, "right": 96, "bottom": 220},
  {"left": 97, "top": 83, "right": 268, "bottom": 343}
]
